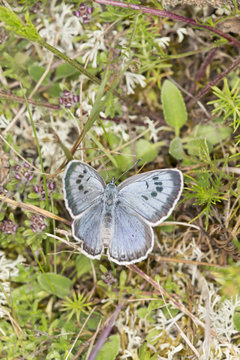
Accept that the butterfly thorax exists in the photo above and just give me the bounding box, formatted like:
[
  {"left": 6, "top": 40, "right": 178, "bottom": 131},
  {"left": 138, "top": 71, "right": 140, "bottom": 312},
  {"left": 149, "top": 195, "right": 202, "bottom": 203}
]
[{"left": 101, "top": 182, "right": 119, "bottom": 247}]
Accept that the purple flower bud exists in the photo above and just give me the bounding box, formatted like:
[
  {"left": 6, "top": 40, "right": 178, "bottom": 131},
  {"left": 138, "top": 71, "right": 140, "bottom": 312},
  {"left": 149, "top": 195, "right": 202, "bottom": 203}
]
[
  {"left": 31, "top": 224, "right": 37, "bottom": 232},
  {"left": 87, "top": 7, "right": 93, "bottom": 14},
  {"left": 12, "top": 225, "right": 17, "bottom": 232},
  {"left": 82, "top": 15, "right": 90, "bottom": 23},
  {"left": 65, "top": 103, "right": 72, "bottom": 108},
  {"left": 34, "top": 185, "right": 39, "bottom": 193},
  {"left": 24, "top": 162, "right": 30, "bottom": 168},
  {"left": 48, "top": 182, "right": 55, "bottom": 190},
  {"left": 40, "top": 224, "right": 46, "bottom": 230},
  {"left": 59, "top": 97, "right": 64, "bottom": 104},
  {"left": 74, "top": 10, "right": 81, "bottom": 17},
  {"left": 63, "top": 90, "right": 71, "bottom": 96},
  {"left": 1, "top": 224, "right": 6, "bottom": 231},
  {"left": 14, "top": 165, "right": 21, "bottom": 171},
  {"left": 15, "top": 173, "right": 21, "bottom": 180},
  {"left": 80, "top": 4, "right": 85, "bottom": 11},
  {"left": 73, "top": 95, "right": 79, "bottom": 103},
  {"left": 28, "top": 174, "right": 34, "bottom": 181}
]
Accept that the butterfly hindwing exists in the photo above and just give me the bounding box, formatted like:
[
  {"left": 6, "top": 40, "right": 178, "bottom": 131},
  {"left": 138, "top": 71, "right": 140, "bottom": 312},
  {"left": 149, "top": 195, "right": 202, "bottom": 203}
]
[
  {"left": 63, "top": 160, "right": 106, "bottom": 217},
  {"left": 118, "top": 169, "right": 183, "bottom": 225},
  {"left": 108, "top": 202, "right": 154, "bottom": 265},
  {"left": 73, "top": 200, "right": 104, "bottom": 259}
]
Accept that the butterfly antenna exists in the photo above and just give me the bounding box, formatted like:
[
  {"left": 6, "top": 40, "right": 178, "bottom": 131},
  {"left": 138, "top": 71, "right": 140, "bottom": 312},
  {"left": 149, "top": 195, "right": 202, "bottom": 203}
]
[
  {"left": 98, "top": 150, "right": 110, "bottom": 181},
  {"left": 116, "top": 159, "right": 141, "bottom": 182}
]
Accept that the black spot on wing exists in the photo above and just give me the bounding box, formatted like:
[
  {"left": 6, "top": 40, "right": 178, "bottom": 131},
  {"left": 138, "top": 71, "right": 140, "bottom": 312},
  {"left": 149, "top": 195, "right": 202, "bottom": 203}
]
[{"left": 141, "top": 195, "right": 148, "bottom": 201}]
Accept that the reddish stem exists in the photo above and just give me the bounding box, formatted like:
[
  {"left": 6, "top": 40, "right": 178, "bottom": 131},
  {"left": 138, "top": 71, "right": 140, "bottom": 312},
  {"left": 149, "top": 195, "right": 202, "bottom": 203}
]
[
  {"left": 94, "top": 0, "right": 240, "bottom": 48},
  {"left": 186, "top": 48, "right": 217, "bottom": 102},
  {"left": 188, "top": 55, "right": 240, "bottom": 107}
]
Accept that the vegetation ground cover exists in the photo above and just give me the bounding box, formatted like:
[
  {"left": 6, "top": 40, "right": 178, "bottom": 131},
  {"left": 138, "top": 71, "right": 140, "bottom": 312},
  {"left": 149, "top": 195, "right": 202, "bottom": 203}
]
[{"left": 0, "top": 0, "right": 240, "bottom": 359}]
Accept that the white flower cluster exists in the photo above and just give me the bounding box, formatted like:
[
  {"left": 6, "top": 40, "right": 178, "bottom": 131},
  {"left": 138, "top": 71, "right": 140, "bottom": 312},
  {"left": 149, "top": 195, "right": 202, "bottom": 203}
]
[
  {"left": 0, "top": 115, "right": 9, "bottom": 129},
  {"left": 116, "top": 306, "right": 142, "bottom": 359},
  {"left": 198, "top": 291, "right": 240, "bottom": 359},
  {"left": 78, "top": 24, "right": 107, "bottom": 68},
  {"left": 0, "top": 251, "right": 24, "bottom": 318},
  {"left": 38, "top": 0, "right": 83, "bottom": 55}
]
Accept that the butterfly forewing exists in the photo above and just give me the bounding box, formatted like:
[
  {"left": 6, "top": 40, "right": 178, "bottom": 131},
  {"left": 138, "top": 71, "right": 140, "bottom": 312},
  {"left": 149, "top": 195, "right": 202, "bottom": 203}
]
[
  {"left": 63, "top": 160, "right": 106, "bottom": 217},
  {"left": 108, "top": 202, "right": 154, "bottom": 265},
  {"left": 118, "top": 169, "right": 183, "bottom": 225}
]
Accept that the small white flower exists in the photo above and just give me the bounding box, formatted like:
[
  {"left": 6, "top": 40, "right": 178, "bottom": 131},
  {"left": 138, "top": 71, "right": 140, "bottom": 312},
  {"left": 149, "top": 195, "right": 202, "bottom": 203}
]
[
  {"left": 0, "top": 252, "right": 24, "bottom": 317},
  {"left": 177, "top": 27, "right": 188, "bottom": 43},
  {"left": 154, "top": 36, "right": 170, "bottom": 49},
  {"left": 0, "top": 251, "right": 24, "bottom": 281},
  {"left": 0, "top": 115, "right": 9, "bottom": 129},
  {"left": 39, "top": 2, "right": 82, "bottom": 53},
  {"left": 144, "top": 117, "right": 160, "bottom": 142},
  {"left": 79, "top": 24, "right": 106, "bottom": 68},
  {"left": 167, "top": 344, "right": 184, "bottom": 359},
  {"left": 215, "top": 8, "right": 231, "bottom": 16},
  {"left": 124, "top": 71, "right": 146, "bottom": 95}
]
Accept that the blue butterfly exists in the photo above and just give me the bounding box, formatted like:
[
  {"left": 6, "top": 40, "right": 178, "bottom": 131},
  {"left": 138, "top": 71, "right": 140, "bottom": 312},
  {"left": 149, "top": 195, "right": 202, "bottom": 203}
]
[{"left": 63, "top": 161, "right": 183, "bottom": 265}]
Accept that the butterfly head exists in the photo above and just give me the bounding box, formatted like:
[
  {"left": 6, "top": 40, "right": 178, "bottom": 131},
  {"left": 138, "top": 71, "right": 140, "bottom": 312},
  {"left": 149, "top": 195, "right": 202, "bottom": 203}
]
[{"left": 109, "top": 177, "right": 116, "bottom": 186}]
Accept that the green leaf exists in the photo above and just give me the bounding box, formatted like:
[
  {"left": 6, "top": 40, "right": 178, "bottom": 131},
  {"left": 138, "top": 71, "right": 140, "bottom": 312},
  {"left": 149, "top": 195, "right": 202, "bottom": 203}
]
[
  {"left": 28, "top": 65, "right": 50, "bottom": 85},
  {"left": 76, "top": 255, "right": 92, "bottom": 278},
  {"left": 146, "top": 329, "right": 161, "bottom": 345},
  {"left": 119, "top": 270, "right": 127, "bottom": 289},
  {"left": 0, "top": 6, "right": 23, "bottom": 30},
  {"left": 194, "top": 124, "right": 232, "bottom": 146},
  {"left": 95, "top": 335, "right": 120, "bottom": 360},
  {"left": 139, "top": 342, "right": 158, "bottom": 360},
  {"left": 161, "top": 80, "right": 187, "bottom": 136},
  {"left": 137, "top": 307, "right": 148, "bottom": 319},
  {"left": 117, "top": 139, "right": 163, "bottom": 172},
  {"left": 0, "top": 7, "right": 41, "bottom": 42},
  {"left": 186, "top": 138, "right": 212, "bottom": 156},
  {"left": 37, "top": 273, "right": 72, "bottom": 298},
  {"left": 28, "top": 192, "right": 40, "bottom": 199},
  {"left": 135, "top": 139, "right": 158, "bottom": 165},
  {"left": 169, "top": 137, "right": 185, "bottom": 160},
  {"left": 55, "top": 63, "right": 79, "bottom": 80},
  {"left": 233, "top": 308, "right": 240, "bottom": 331},
  {"left": 47, "top": 83, "right": 61, "bottom": 97},
  {"left": 85, "top": 70, "right": 110, "bottom": 134}
]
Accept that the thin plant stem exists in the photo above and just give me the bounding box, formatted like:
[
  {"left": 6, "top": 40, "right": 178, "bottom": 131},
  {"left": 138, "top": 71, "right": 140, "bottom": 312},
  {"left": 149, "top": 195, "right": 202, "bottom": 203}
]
[
  {"left": 0, "top": 90, "right": 60, "bottom": 110},
  {"left": 188, "top": 56, "right": 240, "bottom": 107},
  {"left": 25, "top": 94, "right": 51, "bottom": 267}
]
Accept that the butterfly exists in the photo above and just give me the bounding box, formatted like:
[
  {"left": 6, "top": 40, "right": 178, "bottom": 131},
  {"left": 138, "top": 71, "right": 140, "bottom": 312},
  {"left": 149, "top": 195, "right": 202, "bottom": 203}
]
[{"left": 63, "top": 160, "right": 183, "bottom": 265}]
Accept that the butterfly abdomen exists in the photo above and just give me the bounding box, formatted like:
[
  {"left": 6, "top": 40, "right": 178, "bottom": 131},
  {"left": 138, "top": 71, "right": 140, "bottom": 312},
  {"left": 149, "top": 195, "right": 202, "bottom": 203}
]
[{"left": 101, "top": 184, "right": 119, "bottom": 247}]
